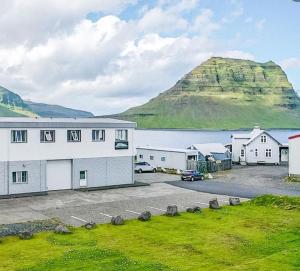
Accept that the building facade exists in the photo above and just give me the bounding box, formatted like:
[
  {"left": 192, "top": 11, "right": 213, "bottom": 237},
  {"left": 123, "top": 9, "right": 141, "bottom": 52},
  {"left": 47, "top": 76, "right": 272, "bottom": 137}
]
[
  {"left": 288, "top": 134, "right": 300, "bottom": 177},
  {"left": 136, "top": 146, "right": 198, "bottom": 171},
  {"left": 231, "top": 127, "right": 281, "bottom": 165},
  {"left": 0, "top": 117, "right": 136, "bottom": 197}
]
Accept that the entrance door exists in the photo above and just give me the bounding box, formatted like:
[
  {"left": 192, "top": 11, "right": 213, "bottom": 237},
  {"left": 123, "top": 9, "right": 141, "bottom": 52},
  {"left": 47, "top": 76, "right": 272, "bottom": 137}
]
[
  {"left": 47, "top": 160, "right": 72, "bottom": 191},
  {"left": 80, "top": 170, "right": 87, "bottom": 187}
]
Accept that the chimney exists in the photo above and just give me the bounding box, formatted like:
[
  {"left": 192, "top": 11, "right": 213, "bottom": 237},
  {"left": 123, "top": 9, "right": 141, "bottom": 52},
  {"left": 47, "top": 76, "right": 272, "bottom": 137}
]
[{"left": 253, "top": 125, "right": 261, "bottom": 133}]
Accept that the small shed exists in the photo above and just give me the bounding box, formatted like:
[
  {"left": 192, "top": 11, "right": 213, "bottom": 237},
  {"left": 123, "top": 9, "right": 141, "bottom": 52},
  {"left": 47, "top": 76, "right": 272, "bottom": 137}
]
[
  {"left": 136, "top": 146, "right": 198, "bottom": 171},
  {"left": 288, "top": 134, "right": 300, "bottom": 177},
  {"left": 188, "top": 143, "right": 231, "bottom": 161}
]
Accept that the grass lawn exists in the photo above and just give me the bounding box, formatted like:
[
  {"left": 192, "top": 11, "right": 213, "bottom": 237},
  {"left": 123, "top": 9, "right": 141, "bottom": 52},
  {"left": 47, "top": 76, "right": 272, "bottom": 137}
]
[{"left": 1, "top": 195, "right": 300, "bottom": 271}]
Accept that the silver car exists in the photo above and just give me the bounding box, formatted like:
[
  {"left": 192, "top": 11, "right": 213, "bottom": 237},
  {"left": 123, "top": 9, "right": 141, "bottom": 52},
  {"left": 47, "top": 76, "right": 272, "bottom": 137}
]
[{"left": 135, "top": 162, "right": 156, "bottom": 173}]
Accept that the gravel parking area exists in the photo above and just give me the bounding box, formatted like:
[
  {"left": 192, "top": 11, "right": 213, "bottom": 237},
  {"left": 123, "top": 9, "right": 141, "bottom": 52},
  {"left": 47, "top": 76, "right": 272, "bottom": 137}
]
[{"left": 0, "top": 182, "right": 244, "bottom": 230}]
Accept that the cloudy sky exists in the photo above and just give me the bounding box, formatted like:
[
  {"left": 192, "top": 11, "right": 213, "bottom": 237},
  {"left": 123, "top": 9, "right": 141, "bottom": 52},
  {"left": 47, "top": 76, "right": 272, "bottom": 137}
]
[{"left": 0, "top": 0, "right": 299, "bottom": 115}]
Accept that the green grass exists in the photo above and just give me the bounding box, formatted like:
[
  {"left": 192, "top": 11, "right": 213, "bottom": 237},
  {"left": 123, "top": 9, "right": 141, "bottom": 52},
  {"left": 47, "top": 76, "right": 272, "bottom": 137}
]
[{"left": 1, "top": 195, "right": 300, "bottom": 271}]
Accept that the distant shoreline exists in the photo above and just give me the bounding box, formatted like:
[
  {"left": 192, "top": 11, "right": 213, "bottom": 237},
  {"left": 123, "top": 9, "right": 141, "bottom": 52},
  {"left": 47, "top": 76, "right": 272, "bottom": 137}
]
[{"left": 136, "top": 127, "right": 300, "bottom": 132}]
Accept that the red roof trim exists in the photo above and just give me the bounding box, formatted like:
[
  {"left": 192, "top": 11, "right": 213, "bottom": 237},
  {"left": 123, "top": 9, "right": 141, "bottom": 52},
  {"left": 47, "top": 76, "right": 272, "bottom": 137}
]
[{"left": 288, "top": 134, "right": 300, "bottom": 140}]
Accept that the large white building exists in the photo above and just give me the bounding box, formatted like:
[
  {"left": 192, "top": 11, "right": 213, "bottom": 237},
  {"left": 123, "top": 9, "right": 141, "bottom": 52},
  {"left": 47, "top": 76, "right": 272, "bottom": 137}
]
[
  {"left": 136, "top": 146, "right": 198, "bottom": 171},
  {"left": 0, "top": 117, "right": 136, "bottom": 198},
  {"left": 288, "top": 134, "right": 300, "bottom": 177},
  {"left": 231, "top": 126, "right": 282, "bottom": 165}
]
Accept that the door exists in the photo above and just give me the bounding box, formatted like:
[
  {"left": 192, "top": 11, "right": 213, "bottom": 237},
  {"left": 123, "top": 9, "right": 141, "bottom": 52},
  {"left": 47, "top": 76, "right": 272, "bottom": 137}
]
[
  {"left": 47, "top": 160, "right": 72, "bottom": 191},
  {"left": 80, "top": 170, "right": 87, "bottom": 187}
]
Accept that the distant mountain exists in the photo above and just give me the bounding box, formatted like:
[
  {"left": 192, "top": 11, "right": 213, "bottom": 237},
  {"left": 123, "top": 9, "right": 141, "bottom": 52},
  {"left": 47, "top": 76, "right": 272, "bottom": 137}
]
[
  {"left": 113, "top": 57, "right": 300, "bottom": 129},
  {"left": 0, "top": 85, "right": 93, "bottom": 118},
  {"left": 26, "top": 101, "right": 93, "bottom": 118}
]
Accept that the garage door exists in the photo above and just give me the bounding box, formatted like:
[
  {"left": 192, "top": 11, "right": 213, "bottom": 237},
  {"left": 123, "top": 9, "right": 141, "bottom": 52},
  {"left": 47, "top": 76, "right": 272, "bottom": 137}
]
[{"left": 47, "top": 160, "right": 72, "bottom": 191}]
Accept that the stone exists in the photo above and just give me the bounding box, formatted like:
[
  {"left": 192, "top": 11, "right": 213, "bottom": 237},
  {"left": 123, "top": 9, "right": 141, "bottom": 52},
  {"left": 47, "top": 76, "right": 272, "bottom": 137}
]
[
  {"left": 209, "top": 199, "right": 220, "bottom": 209},
  {"left": 54, "top": 224, "right": 72, "bottom": 234},
  {"left": 229, "top": 197, "right": 241, "bottom": 206},
  {"left": 138, "top": 211, "right": 152, "bottom": 221},
  {"left": 19, "top": 231, "right": 33, "bottom": 240},
  {"left": 186, "top": 206, "right": 202, "bottom": 213},
  {"left": 84, "top": 222, "right": 96, "bottom": 230},
  {"left": 166, "top": 205, "right": 179, "bottom": 216},
  {"left": 111, "top": 216, "right": 124, "bottom": 225}
]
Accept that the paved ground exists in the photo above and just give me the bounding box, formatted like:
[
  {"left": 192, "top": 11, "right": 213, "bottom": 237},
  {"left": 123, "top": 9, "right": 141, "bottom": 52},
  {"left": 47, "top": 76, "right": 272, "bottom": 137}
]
[
  {"left": 0, "top": 182, "right": 242, "bottom": 227},
  {"left": 167, "top": 165, "right": 300, "bottom": 198}
]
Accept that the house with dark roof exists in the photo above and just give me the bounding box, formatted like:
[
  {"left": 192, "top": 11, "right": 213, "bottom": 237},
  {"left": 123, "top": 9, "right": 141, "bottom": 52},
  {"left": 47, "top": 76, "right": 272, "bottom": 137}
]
[{"left": 231, "top": 126, "right": 282, "bottom": 165}]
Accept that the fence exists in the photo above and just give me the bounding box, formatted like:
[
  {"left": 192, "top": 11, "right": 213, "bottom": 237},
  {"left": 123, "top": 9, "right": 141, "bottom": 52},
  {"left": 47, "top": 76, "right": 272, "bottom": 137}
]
[{"left": 187, "top": 159, "right": 232, "bottom": 173}]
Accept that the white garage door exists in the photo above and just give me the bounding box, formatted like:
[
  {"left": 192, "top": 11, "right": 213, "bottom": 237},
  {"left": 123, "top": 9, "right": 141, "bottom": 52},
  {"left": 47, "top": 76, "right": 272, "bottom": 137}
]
[{"left": 47, "top": 160, "right": 72, "bottom": 191}]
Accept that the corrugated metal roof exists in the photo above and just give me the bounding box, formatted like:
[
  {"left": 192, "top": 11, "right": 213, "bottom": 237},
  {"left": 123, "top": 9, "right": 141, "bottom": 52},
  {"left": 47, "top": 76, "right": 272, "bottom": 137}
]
[
  {"left": 189, "top": 143, "right": 228, "bottom": 156},
  {"left": 136, "top": 146, "right": 198, "bottom": 154}
]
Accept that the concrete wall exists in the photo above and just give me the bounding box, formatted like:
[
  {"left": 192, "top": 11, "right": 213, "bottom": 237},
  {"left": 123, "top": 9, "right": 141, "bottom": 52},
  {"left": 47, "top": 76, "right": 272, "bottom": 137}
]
[
  {"left": 73, "top": 156, "right": 134, "bottom": 188},
  {"left": 0, "top": 127, "right": 135, "bottom": 162},
  {"left": 245, "top": 134, "right": 280, "bottom": 164},
  {"left": 289, "top": 138, "right": 300, "bottom": 176}
]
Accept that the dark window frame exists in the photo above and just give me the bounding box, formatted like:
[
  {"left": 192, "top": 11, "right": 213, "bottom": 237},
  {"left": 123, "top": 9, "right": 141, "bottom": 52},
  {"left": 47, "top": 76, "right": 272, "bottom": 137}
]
[
  {"left": 11, "top": 130, "right": 27, "bottom": 143},
  {"left": 40, "top": 130, "right": 56, "bottom": 143},
  {"left": 67, "top": 130, "right": 81, "bottom": 142},
  {"left": 92, "top": 129, "right": 105, "bottom": 142}
]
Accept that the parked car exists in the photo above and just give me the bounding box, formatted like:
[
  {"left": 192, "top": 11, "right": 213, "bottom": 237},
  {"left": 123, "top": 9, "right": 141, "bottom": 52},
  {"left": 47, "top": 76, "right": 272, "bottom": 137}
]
[
  {"left": 135, "top": 162, "right": 157, "bottom": 173},
  {"left": 181, "top": 170, "right": 204, "bottom": 181}
]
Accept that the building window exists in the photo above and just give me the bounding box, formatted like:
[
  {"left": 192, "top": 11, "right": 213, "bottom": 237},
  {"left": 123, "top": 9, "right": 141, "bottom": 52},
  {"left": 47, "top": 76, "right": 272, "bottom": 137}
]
[
  {"left": 67, "top": 130, "right": 81, "bottom": 142},
  {"left": 255, "top": 149, "right": 258, "bottom": 157},
  {"left": 92, "top": 129, "right": 105, "bottom": 142},
  {"left": 11, "top": 130, "right": 27, "bottom": 143},
  {"left": 12, "top": 171, "right": 28, "bottom": 183},
  {"left": 240, "top": 149, "right": 245, "bottom": 157},
  {"left": 261, "top": 135, "right": 267, "bottom": 143},
  {"left": 40, "top": 130, "right": 55, "bottom": 143},
  {"left": 150, "top": 155, "right": 154, "bottom": 160},
  {"left": 161, "top": 157, "right": 166, "bottom": 162},
  {"left": 266, "top": 149, "right": 272, "bottom": 158},
  {"left": 115, "top": 129, "right": 128, "bottom": 149},
  {"left": 139, "top": 154, "right": 143, "bottom": 159}
]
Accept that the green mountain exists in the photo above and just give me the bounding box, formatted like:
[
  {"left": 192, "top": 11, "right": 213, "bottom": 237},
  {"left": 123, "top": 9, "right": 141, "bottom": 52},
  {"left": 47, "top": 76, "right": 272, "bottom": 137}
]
[
  {"left": 115, "top": 57, "right": 300, "bottom": 129},
  {"left": 0, "top": 85, "right": 93, "bottom": 118}
]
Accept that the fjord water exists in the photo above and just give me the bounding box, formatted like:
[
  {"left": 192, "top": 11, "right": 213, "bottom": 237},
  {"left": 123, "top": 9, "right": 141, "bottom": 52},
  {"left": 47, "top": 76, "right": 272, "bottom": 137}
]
[{"left": 135, "top": 129, "right": 300, "bottom": 149}]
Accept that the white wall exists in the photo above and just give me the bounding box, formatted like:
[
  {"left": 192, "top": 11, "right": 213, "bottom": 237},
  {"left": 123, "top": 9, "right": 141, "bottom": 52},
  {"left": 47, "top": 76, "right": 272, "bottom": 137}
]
[
  {"left": 289, "top": 138, "right": 300, "bottom": 176},
  {"left": 232, "top": 138, "right": 248, "bottom": 162},
  {"left": 0, "top": 127, "right": 134, "bottom": 161},
  {"left": 137, "top": 149, "right": 188, "bottom": 170},
  {"left": 245, "top": 133, "right": 280, "bottom": 164}
]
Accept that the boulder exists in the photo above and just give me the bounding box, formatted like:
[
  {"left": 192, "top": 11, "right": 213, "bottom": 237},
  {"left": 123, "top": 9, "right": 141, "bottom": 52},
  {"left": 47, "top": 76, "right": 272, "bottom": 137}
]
[
  {"left": 19, "top": 231, "right": 33, "bottom": 240},
  {"left": 229, "top": 197, "right": 241, "bottom": 206},
  {"left": 84, "top": 222, "right": 96, "bottom": 230},
  {"left": 138, "top": 211, "right": 152, "bottom": 221},
  {"left": 166, "top": 205, "right": 179, "bottom": 216},
  {"left": 54, "top": 224, "right": 72, "bottom": 234},
  {"left": 209, "top": 199, "right": 220, "bottom": 209},
  {"left": 111, "top": 216, "right": 124, "bottom": 225},
  {"left": 186, "top": 206, "right": 202, "bottom": 213}
]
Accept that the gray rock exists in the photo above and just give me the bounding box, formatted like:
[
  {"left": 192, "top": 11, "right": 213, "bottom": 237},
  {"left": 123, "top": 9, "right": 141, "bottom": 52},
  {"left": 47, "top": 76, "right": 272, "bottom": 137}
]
[
  {"left": 186, "top": 206, "right": 202, "bottom": 213},
  {"left": 19, "top": 231, "right": 33, "bottom": 240},
  {"left": 229, "top": 197, "right": 241, "bottom": 206},
  {"left": 138, "top": 211, "right": 152, "bottom": 221},
  {"left": 209, "top": 199, "right": 220, "bottom": 209},
  {"left": 111, "top": 216, "right": 124, "bottom": 225},
  {"left": 54, "top": 224, "right": 72, "bottom": 234},
  {"left": 84, "top": 222, "right": 96, "bottom": 230},
  {"left": 166, "top": 205, "right": 179, "bottom": 216}
]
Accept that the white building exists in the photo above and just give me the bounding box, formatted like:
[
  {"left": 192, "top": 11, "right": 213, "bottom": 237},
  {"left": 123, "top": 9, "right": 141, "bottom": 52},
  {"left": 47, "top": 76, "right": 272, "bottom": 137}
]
[
  {"left": 288, "top": 134, "right": 300, "bottom": 177},
  {"left": 231, "top": 126, "right": 281, "bottom": 165},
  {"left": 136, "top": 146, "right": 198, "bottom": 171},
  {"left": 0, "top": 117, "right": 136, "bottom": 198}
]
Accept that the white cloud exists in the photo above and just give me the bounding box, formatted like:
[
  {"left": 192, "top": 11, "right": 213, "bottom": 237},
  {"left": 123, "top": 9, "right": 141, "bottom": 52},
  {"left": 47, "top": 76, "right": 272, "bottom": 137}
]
[
  {"left": 280, "top": 58, "right": 300, "bottom": 69},
  {"left": 256, "top": 18, "right": 266, "bottom": 30},
  {"left": 0, "top": 1, "right": 255, "bottom": 115}
]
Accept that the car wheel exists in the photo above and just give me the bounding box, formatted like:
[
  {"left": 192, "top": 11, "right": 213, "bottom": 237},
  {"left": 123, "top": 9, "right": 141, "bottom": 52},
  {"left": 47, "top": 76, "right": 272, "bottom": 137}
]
[
  {"left": 191, "top": 177, "right": 195, "bottom": 182},
  {"left": 181, "top": 177, "right": 184, "bottom": 181},
  {"left": 153, "top": 168, "right": 157, "bottom": 173},
  {"left": 138, "top": 169, "right": 143, "bottom": 174}
]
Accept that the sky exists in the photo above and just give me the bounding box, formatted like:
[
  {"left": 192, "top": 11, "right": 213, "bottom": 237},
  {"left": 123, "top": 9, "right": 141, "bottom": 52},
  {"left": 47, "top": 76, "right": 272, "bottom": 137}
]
[{"left": 0, "top": 0, "right": 299, "bottom": 115}]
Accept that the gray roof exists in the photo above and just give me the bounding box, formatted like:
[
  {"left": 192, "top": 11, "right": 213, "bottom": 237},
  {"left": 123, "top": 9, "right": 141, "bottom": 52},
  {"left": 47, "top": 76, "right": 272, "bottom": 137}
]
[
  {"left": 136, "top": 146, "right": 198, "bottom": 154},
  {"left": 0, "top": 117, "right": 136, "bottom": 128}
]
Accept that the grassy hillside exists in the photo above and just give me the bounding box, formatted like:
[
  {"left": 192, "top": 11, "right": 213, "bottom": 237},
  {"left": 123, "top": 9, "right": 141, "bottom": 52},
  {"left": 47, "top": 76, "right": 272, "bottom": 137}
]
[{"left": 116, "top": 57, "right": 300, "bottom": 129}]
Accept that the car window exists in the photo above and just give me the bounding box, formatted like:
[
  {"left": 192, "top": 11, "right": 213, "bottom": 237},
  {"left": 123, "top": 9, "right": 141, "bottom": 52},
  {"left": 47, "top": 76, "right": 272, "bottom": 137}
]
[{"left": 145, "top": 162, "right": 150, "bottom": 166}]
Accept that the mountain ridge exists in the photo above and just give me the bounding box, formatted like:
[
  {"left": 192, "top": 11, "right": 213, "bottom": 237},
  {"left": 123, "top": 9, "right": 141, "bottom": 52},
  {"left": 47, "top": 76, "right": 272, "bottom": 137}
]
[{"left": 112, "top": 57, "right": 300, "bottom": 129}]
